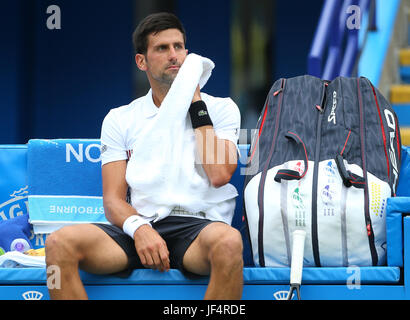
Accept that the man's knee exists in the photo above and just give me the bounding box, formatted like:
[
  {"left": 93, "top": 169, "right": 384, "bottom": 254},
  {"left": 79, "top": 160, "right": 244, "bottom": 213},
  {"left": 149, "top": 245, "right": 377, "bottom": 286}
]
[
  {"left": 209, "top": 227, "right": 243, "bottom": 268},
  {"left": 45, "top": 226, "right": 83, "bottom": 267}
]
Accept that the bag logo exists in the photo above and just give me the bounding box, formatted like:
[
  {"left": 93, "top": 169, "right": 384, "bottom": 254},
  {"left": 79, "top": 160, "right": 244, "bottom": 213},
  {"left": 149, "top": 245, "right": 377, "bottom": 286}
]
[
  {"left": 324, "top": 161, "right": 337, "bottom": 182},
  {"left": 321, "top": 185, "right": 335, "bottom": 204},
  {"left": 322, "top": 161, "right": 337, "bottom": 217},
  {"left": 384, "top": 109, "right": 399, "bottom": 191},
  {"left": 293, "top": 161, "right": 304, "bottom": 175},
  {"left": 328, "top": 91, "right": 337, "bottom": 125},
  {"left": 370, "top": 182, "right": 385, "bottom": 218},
  {"left": 292, "top": 187, "right": 306, "bottom": 227}
]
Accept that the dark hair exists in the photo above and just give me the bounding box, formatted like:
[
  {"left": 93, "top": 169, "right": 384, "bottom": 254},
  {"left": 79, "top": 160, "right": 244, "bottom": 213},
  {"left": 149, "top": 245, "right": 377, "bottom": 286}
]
[{"left": 132, "top": 12, "right": 186, "bottom": 55}]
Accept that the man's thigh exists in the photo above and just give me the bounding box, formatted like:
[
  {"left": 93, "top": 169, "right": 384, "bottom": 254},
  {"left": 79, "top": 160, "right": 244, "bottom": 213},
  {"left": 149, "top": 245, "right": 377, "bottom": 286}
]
[
  {"left": 182, "top": 222, "right": 236, "bottom": 276},
  {"left": 52, "top": 223, "right": 130, "bottom": 275}
]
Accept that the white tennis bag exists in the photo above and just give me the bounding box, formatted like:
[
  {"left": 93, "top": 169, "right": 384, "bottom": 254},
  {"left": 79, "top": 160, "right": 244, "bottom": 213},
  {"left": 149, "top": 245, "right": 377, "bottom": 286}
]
[{"left": 244, "top": 75, "right": 401, "bottom": 267}]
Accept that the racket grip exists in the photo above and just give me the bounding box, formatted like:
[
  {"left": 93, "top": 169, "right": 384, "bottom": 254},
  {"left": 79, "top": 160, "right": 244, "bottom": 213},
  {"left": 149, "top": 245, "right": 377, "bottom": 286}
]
[{"left": 290, "top": 230, "right": 306, "bottom": 285}]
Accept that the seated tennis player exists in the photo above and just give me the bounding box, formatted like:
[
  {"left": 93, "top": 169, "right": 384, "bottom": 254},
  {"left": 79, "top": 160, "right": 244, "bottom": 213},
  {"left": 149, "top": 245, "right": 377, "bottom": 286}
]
[{"left": 45, "top": 12, "right": 243, "bottom": 300}]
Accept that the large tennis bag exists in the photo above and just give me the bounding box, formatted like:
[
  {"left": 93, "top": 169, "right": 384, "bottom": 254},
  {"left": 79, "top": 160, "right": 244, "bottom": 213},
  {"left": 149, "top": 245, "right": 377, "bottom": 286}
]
[{"left": 244, "top": 75, "right": 402, "bottom": 267}]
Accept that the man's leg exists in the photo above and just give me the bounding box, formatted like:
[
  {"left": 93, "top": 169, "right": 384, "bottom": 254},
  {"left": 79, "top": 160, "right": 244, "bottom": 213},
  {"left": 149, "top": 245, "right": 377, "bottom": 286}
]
[
  {"left": 182, "top": 222, "right": 244, "bottom": 300},
  {"left": 45, "top": 224, "right": 129, "bottom": 300}
]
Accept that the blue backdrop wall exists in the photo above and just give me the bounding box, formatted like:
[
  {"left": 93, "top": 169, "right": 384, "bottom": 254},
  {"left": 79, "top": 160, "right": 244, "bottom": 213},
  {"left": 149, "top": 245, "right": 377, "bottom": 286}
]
[
  {"left": 0, "top": 0, "right": 135, "bottom": 143},
  {"left": 0, "top": 0, "right": 322, "bottom": 144}
]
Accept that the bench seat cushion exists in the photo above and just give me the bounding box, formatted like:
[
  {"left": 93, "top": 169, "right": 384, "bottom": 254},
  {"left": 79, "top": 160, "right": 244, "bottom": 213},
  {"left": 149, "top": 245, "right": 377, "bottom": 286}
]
[{"left": 0, "top": 266, "right": 400, "bottom": 285}]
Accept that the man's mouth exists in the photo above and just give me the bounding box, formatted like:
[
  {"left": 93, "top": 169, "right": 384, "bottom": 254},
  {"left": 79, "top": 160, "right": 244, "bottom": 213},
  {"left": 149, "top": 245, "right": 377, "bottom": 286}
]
[{"left": 167, "top": 65, "right": 180, "bottom": 70}]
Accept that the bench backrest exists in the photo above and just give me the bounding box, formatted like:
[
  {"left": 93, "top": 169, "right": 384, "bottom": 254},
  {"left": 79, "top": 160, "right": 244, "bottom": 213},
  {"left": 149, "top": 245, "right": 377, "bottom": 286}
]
[
  {"left": 2, "top": 140, "right": 410, "bottom": 268},
  {"left": 0, "top": 141, "right": 254, "bottom": 264}
]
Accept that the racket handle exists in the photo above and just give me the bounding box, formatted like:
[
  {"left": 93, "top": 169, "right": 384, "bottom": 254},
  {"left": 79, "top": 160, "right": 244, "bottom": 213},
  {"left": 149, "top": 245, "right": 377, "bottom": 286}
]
[{"left": 290, "top": 230, "right": 306, "bottom": 286}]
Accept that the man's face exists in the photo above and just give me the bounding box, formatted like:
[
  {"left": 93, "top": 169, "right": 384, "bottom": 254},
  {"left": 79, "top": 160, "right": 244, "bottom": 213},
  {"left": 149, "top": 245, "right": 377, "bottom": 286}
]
[{"left": 137, "top": 28, "right": 187, "bottom": 87}]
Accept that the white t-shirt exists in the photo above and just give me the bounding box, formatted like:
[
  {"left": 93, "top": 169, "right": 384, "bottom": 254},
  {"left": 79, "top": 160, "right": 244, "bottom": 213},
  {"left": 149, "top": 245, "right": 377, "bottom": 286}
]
[{"left": 100, "top": 89, "right": 241, "bottom": 224}]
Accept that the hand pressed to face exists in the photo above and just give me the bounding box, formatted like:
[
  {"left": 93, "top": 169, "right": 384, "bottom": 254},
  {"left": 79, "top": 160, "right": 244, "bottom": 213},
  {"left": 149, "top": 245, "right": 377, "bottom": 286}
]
[{"left": 136, "top": 28, "right": 188, "bottom": 90}]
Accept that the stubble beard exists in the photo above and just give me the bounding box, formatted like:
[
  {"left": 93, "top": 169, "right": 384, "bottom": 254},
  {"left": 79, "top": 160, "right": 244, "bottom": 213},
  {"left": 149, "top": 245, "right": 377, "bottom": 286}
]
[
  {"left": 148, "top": 59, "right": 180, "bottom": 86},
  {"left": 150, "top": 69, "right": 178, "bottom": 92},
  {"left": 159, "top": 71, "right": 176, "bottom": 86}
]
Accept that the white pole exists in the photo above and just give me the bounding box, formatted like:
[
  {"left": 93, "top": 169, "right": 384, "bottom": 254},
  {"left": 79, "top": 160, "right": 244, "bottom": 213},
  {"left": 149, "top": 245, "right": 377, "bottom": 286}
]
[{"left": 288, "top": 230, "right": 306, "bottom": 300}]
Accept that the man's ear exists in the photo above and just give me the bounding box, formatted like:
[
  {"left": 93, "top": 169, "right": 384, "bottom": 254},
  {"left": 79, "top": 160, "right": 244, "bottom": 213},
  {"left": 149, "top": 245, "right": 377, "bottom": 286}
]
[{"left": 135, "top": 54, "right": 147, "bottom": 71}]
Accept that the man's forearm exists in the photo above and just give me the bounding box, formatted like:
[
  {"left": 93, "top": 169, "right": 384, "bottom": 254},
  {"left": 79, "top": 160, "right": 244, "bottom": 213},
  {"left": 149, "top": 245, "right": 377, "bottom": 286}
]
[
  {"left": 194, "top": 125, "right": 237, "bottom": 188},
  {"left": 103, "top": 197, "right": 140, "bottom": 229},
  {"left": 189, "top": 87, "right": 237, "bottom": 187}
]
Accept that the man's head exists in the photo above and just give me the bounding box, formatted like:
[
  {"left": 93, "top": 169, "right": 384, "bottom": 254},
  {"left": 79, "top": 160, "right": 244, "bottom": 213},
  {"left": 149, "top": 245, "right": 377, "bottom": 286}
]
[
  {"left": 133, "top": 12, "right": 186, "bottom": 55},
  {"left": 133, "top": 12, "right": 188, "bottom": 90}
]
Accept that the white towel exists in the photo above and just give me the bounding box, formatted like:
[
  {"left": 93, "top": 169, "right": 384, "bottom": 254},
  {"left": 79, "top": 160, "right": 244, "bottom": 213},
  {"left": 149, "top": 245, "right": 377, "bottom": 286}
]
[
  {"left": 0, "top": 251, "right": 46, "bottom": 268},
  {"left": 125, "top": 53, "right": 237, "bottom": 222}
]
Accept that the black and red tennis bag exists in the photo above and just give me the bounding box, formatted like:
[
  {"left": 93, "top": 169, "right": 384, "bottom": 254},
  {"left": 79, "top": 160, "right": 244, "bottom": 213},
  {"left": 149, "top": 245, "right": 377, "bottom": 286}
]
[{"left": 244, "top": 75, "right": 402, "bottom": 267}]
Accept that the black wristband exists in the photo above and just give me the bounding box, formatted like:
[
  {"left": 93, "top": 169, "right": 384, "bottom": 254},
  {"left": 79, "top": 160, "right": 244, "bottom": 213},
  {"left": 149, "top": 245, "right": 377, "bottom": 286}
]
[{"left": 188, "top": 100, "right": 214, "bottom": 129}]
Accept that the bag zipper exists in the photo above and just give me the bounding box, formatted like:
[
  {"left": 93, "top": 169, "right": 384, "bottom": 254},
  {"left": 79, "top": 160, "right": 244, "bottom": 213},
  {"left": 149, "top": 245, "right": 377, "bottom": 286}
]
[
  {"left": 311, "top": 81, "right": 327, "bottom": 267},
  {"left": 369, "top": 81, "right": 390, "bottom": 184},
  {"left": 249, "top": 97, "right": 270, "bottom": 162},
  {"left": 257, "top": 78, "right": 285, "bottom": 267},
  {"left": 357, "top": 78, "right": 378, "bottom": 266}
]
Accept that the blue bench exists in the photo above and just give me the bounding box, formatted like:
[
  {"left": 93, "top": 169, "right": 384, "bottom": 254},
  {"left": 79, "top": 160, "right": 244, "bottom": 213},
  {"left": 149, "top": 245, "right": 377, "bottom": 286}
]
[{"left": 0, "top": 142, "right": 409, "bottom": 300}]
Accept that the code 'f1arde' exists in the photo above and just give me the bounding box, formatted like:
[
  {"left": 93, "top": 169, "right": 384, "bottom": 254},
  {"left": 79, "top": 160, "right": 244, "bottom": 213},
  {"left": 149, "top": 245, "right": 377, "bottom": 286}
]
[{"left": 244, "top": 75, "right": 401, "bottom": 267}]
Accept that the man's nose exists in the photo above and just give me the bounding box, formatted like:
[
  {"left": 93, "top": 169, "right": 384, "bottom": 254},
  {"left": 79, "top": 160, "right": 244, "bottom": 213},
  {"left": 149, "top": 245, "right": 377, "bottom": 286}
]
[{"left": 168, "top": 47, "right": 177, "bottom": 61}]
